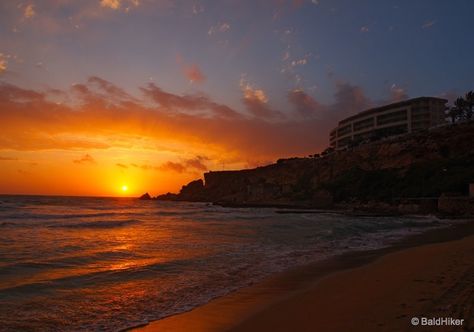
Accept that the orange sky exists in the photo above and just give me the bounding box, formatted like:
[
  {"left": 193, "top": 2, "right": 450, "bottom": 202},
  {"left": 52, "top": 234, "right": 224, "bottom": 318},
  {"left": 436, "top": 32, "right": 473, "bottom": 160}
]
[{"left": 0, "top": 78, "right": 337, "bottom": 196}]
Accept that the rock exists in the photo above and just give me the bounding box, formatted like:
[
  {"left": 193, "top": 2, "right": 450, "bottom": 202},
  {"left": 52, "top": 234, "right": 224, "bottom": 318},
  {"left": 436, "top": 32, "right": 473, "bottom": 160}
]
[
  {"left": 155, "top": 192, "right": 178, "bottom": 201},
  {"left": 151, "top": 122, "right": 474, "bottom": 208},
  {"left": 139, "top": 192, "right": 152, "bottom": 200},
  {"left": 178, "top": 179, "right": 207, "bottom": 201}
]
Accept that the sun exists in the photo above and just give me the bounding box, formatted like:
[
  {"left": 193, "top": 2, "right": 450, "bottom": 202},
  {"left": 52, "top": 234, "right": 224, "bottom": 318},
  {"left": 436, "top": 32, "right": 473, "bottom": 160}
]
[{"left": 121, "top": 185, "right": 128, "bottom": 192}]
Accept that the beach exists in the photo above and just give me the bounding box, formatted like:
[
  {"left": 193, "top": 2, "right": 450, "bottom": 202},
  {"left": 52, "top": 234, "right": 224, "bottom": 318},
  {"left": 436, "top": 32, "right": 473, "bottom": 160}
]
[{"left": 134, "top": 222, "right": 474, "bottom": 332}]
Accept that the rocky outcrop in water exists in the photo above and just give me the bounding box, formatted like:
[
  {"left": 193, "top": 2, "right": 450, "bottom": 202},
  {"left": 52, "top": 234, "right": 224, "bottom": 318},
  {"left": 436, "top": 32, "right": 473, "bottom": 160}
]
[{"left": 139, "top": 192, "right": 152, "bottom": 200}]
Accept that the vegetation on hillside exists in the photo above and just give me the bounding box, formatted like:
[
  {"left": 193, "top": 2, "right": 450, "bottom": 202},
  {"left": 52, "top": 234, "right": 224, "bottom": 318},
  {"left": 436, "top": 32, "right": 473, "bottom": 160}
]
[
  {"left": 322, "top": 155, "right": 474, "bottom": 202},
  {"left": 447, "top": 90, "right": 474, "bottom": 123}
]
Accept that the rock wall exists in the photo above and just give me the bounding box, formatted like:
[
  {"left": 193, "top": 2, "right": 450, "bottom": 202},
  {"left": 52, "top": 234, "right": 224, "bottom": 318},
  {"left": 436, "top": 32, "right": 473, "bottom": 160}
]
[{"left": 163, "top": 122, "right": 474, "bottom": 207}]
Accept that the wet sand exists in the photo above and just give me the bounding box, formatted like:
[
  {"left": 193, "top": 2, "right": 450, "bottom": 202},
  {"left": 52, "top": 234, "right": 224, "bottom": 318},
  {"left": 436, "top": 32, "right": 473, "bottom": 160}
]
[{"left": 133, "top": 221, "right": 474, "bottom": 332}]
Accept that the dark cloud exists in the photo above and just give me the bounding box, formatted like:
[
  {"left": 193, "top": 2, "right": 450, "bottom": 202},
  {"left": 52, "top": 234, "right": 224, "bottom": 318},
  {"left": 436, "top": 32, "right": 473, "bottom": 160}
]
[
  {"left": 87, "top": 76, "right": 135, "bottom": 100},
  {"left": 0, "top": 156, "right": 18, "bottom": 161},
  {"left": 242, "top": 95, "right": 282, "bottom": 119},
  {"left": 158, "top": 161, "right": 186, "bottom": 173},
  {"left": 141, "top": 82, "right": 240, "bottom": 118},
  {"left": 73, "top": 154, "right": 96, "bottom": 164},
  {"left": 158, "top": 156, "right": 209, "bottom": 173},
  {"left": 116, "top": 163, "right": 128, "bottom": 169},
  {"left": 331, "top": 81, "right": 372, "bottom": 116},
  {"left": 287, "top": 89, "right": 323, "bottom": 117}
]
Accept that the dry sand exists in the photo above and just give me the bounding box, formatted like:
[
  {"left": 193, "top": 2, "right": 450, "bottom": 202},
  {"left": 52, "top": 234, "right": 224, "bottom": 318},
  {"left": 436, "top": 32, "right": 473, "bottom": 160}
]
[{"left": 133, "top": 223, "right": 474, "bottom": 332}]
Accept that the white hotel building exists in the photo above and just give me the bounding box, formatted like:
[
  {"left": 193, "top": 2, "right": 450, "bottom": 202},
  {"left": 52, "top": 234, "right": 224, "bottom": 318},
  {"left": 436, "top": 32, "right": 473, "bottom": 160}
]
[{"left": 330, "top": 97, "right": 447, "bottom": 149}]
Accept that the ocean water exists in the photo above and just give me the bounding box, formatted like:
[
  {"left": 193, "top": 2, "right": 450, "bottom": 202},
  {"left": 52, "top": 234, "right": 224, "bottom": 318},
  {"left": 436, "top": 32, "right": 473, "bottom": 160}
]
[{"left": 0, "top": 195, "right": 453, "bottom": 331}]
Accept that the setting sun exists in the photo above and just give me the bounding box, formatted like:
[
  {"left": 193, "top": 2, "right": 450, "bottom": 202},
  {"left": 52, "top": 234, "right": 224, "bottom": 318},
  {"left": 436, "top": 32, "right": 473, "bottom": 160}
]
[{"left": 121, "top": 185, "right": 128, "bottom": 192}]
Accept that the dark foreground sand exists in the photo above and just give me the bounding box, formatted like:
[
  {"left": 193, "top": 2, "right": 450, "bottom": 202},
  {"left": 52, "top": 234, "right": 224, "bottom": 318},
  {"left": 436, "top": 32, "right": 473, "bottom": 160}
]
[{"left": 133, "top": 222, "right": 474, "bottom": 332}]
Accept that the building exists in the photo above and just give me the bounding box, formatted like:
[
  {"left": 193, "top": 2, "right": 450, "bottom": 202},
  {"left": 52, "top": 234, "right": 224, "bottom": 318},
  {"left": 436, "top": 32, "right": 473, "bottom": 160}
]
[{"left": 330, "top": 97, "right": 447, "bottom": 149}]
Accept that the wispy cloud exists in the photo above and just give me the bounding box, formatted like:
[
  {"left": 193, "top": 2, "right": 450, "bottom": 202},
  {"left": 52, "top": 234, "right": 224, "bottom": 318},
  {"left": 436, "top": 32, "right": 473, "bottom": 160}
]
[
  {"left": 422, "top": 20, "right": 436, "bottom": 29},
  {"left": 73, "top": 154, "right": 96, "bottom": 165},
  {"left": 0, "top": 54, "right": 7, "bottom": 73},
  {"left": 0, "top": 156, "right": 18, "bottom": 161},
  {"left": 184, "top": 64, "right": 206, "bottom": 84},
  {"left": 159, "top": 161, "right": 186, "bottom": 173},
  {"left": 208, "top": 22, "right": 230, "bottom": 35},
  {"left": 239, "top": 75, "right": 281, "bottom": 118},
  {"left": 23, "top": 4, "right": 36, "bottom": 19},
  {"left": 389, "top": 84, "right": 408, "bottom": 102},
  {"left": 360, "top": 26, "right": 369, "bottom": 33},
  {"left": 116, "top": 163, "right": 128, "bottom": 168},
  {"left": 158, "top": 156, "right": 208, "bottom": 173},
  {"left": 100, "top": 0, "right": 121, "bottom": 10},
  {"left": 287, "top": 89, "right": 322, "bottom": 117},
  {"left": 192, "top": 3, "right": 204, "bottom": 15}
]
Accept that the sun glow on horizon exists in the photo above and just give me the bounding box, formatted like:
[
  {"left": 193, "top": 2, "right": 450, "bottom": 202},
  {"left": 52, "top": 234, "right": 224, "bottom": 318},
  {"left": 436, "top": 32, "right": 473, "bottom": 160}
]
[{"left": 121, "top": 185, "right": 128, "bottom": 192}]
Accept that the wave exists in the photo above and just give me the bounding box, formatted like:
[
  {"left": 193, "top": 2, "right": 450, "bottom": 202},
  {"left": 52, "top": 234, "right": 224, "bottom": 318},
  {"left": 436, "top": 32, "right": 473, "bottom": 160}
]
[
  {"left": 0, "top": 257, "right": 197, "bottom": 298},
  {"left": 2, "top": 211, "right": 129, "bottom": 220},
  {"left": 48, "top": 218, "right": 141, "bottom": 229}
]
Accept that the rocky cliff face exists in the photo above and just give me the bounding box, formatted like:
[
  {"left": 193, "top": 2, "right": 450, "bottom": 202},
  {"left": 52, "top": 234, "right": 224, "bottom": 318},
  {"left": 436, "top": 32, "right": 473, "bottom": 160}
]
[{"left": 159, "top": 122, "right": 474, "bottom": 207}]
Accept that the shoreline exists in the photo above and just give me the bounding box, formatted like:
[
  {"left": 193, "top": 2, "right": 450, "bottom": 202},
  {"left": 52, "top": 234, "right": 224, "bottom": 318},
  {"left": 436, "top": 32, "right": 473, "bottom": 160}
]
[{"left": 131, "top": 219, "right": 474, "bottom": 332}]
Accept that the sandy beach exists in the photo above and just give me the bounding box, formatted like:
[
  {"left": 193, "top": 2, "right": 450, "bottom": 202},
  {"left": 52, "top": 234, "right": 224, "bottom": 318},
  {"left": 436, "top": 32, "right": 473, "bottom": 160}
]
[{"left": 133, "top": 222, "right": 474, "bottom": 332}]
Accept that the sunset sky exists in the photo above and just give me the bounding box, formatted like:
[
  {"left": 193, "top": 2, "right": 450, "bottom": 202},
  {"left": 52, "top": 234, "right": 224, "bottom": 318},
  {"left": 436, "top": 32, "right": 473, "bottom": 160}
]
[{"left": 1, "top": 0, "right": 473, "bottom": 196}]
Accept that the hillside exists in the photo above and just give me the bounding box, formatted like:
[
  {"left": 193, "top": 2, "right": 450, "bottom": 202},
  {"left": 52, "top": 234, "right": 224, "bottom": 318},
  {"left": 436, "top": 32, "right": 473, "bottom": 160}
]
[{"left": 155, "top": 122, "right": 474, "bottom": 209}]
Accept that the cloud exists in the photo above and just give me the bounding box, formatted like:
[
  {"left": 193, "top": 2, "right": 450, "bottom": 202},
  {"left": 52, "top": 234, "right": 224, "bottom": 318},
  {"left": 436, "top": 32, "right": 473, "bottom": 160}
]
[
  {"left": 23, "top": 4, "right": 36, "bottom": 19},
  {"left": 73, "top": 154, "right": 96, "bottom": 164},
  {"left": 389, "top": 84, "right": 408, "bottom": 102},
  {"left": 141, "top": 82, "right": 239, "bottom": 118},
  {"left": 208, "top": 22, "right": 230, "bottom": 35},
  {"left": 87, "top": 76, "right": 135, "bottom": 100},
  {"left": 332, "top": 81, "right": 372, "bottom": 115},
  {"left": 130, "top": 163, "right": 154, "bottom": 170},
  {"left": 291, "top": 58, "right": 307, "bottom": 67},
  {"left": 287, "top": 89, "right": 322, "bottom": 117},
  {"left": 176, "top": 55, "right": 206, "bottom": 84},
  {"left": 239, "top": 76, "right": 281, "bottom": 118},
  {"left": 184, "top": 156, "right": 208, "bottom": 171},
  {"left": 184, "top": 64, "right": 206, "bottom": 84},
  {"left": 100, "top": 0, "right": 121, "bottom": 10},
  {"left": 0, "top": 54, "right": 7, "bottom": 73},
  {"left": 0, "top": 77, "right": 378, "bottom": 165},
  {"left": 360, "top": 26, "right": 369, "bottom": 33},
  {"left": 0, "top": 156, "right": 18, "bottom": 161},
  {"left": 422, "top": 20, "right": 436, "bottom": 29},
  {"left": 159, "top": 161, "right": 186, "bottom": 173},
  {"left": 192, "top": 3, "right": 204, "bottom": 15},
  {"left": 116, "top": 163, "right": 128, "bottom": 168},
  {"left": 158, "top": 156, "right": 208, "bottom": 173},
  {"left": 438, "top": 91, "right": 459, "bottom": 105}
]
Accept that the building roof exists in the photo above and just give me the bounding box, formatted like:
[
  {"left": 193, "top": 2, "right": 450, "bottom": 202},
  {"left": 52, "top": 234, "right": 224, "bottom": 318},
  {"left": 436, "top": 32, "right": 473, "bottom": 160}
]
[{"left": 339, "top": 97, "right": 447, "bottom": 125}]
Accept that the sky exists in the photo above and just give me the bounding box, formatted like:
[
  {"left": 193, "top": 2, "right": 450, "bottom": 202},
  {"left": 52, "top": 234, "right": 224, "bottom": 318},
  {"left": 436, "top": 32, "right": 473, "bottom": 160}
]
[{"left": 0, "top": 0, "right": 473, "bottom": 196}]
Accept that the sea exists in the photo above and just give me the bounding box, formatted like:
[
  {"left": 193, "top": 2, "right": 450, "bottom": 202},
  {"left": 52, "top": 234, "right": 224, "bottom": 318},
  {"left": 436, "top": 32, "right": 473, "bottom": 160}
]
[{"left": 0, "top": 195, "right": 457, "bottom": 331}]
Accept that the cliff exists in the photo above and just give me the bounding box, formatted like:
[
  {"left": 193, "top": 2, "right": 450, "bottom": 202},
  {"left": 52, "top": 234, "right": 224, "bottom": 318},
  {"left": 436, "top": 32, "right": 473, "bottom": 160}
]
[{"left": 157, "top": 122, "right": 474, "bottom": 209}]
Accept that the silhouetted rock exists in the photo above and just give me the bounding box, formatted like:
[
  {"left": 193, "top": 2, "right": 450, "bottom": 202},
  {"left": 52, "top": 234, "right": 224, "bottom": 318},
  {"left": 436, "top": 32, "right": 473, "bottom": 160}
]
[
  {"left": 154, "top": 122, "right": 474, "bottom": 210},
  {"left": 155, "top": 192, "right": 178, "bottom": 201},
  {"left": 178, "top": 179, "right": 207, "bottom": 201},
  {"left": 139, "top": 192, "right": 152, "bottom": 200}
]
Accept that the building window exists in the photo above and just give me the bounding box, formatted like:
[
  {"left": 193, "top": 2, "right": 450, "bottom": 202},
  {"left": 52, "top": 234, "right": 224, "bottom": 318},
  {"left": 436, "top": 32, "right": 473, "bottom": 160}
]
[
  {"left": 376, "top": 110, "right": 407, "bottom": 126},
  {"left": 353, "top": 118, "right": 374, "bottom": 132},
  {"left": 337, "top": 124, "right": 352, "bottom": 136}
]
